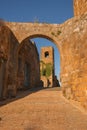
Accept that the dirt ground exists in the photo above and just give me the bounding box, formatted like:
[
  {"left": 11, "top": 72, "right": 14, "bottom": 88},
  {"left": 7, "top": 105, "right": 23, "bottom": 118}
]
[{"left": 0, "top": 87, "right": 87, "bottom": 130}]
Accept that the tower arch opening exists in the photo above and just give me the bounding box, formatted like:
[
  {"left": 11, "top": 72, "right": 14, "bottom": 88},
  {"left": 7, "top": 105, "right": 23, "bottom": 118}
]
[{"left": 45, "top": 51, "right": 49, "bottom": 58}]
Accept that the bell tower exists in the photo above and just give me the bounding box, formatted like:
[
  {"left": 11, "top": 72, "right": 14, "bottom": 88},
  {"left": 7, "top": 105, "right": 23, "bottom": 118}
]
[{"left": 40, "top": 46, "right": 54, "bottom": 87}]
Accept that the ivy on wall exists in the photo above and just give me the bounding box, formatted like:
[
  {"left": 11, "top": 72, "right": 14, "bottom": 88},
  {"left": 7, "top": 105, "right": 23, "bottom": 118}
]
[{"left": 40, "top": 61, "right": 53, "bottom": 78}]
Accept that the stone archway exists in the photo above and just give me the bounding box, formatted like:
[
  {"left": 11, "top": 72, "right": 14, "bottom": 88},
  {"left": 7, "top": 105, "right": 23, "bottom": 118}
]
[
  {"left": 3, "top": 13, "right": 87, "bottom": 109},
  {"left": 21, "top": 34, "right": 61, "bottom": 88},
  {"left": 4, "top": 22, "right": 65, "bottom": 91}
]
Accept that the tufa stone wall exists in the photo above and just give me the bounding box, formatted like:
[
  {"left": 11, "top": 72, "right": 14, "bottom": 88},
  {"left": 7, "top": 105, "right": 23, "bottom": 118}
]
[
  {"left": 17, "top": 39, "right": 40, "bottom": 90},
  {"left": 74, "top": 0, "right": 87, "bottom": 16},
  {"left": 60, "top": 13, "right": 87, "bottom": 110},
  {"left": 0, "top": 0, "right": 87, "bottom": 110},
  {"left": 0, "top": 25, "right": 19, "bottom": 99},
  {"left": 0, "top": 25, "right": 40, "bottom": 100}
]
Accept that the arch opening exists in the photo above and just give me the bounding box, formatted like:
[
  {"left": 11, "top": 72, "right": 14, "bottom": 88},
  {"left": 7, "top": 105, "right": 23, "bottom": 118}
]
[
  {"left": 45, "top": 51, "right": 49, "bottom": 58},
  {"left": 17, "top": 33, "right": 61, "bottom": 89},
  {"left": 28, "top": 36, "right": 61, "bottom": 88}
]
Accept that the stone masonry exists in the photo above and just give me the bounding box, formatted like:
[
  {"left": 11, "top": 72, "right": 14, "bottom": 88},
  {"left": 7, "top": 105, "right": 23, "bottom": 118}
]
[
  {"left": 17, "top": 39, "right": 40, "bottom": 90},
  {"left": 0, "top": 25, "right": 19, "bottom": 99},
  {"left": 0, "top": 25, "right": 40, "bottom": 99},
  {"left": 0, "top": 0, "right": 87, "bottom": 110},
  {"left": 74, "top": 0, "right": 87, "bottom": 16},
  {"left": 40, "top": 46, "right": 60, "bottom": 88},
  {"left": 40, "top": 46, "right": 54, "bottom": 87}
]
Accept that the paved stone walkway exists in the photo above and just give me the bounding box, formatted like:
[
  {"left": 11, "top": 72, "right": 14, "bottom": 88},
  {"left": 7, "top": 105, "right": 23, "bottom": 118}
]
[{"left": 0, "top": 87, "right": 87, "bottom": 130}]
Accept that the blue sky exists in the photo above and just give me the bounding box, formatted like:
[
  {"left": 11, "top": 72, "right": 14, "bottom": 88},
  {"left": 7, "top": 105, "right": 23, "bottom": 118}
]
[
  {"left": 0, "top": 0, "right": 73, "bottom": 23},
  {"left": 0, "top": 0, "right": 74, "bottom": 80}
]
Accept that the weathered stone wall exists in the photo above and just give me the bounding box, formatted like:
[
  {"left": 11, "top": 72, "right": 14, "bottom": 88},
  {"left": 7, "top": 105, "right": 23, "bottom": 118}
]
[
  {"left": 17, "top": 39, "right": 40, "bottom": 90},
  {"left": 0, "top": 25, "right": 19, "bottom": 99},
  {"left": 1, "top": 0, "right": 86, "bottom": 109},
  {"left": 60, "top": 13, "right": 87, "bottom": 109},
  {"left": 0, "top": 25, "right": 40, "bottom": 100},
  {"left": 74, "top": 0, "right": 87, "bottom": 16}
]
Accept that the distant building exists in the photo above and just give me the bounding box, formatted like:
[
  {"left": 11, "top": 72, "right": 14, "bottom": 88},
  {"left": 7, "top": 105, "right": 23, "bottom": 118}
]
[{"left": 40, "top": 46, "right": 60, "bottom": 88}]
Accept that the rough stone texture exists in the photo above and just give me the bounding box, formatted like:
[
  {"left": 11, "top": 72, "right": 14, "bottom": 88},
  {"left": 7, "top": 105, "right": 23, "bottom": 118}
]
[
  {"left": 74, "top": 0, "right": 87, "bottom": 16},
  {"left": 60, "top": 14, "right": 87, "bottom": 110},
  {"left": 0, "top": 0, "right": 87, "bottom": 110},
  {"left": 17, "top": 39, "right": 40, "bottom": 90},
  {"left": 0, "top": 25, "right": 18, "bottom": 99},
  {"left": 0, "top": 25, "right": 40, "bottom": 100}
]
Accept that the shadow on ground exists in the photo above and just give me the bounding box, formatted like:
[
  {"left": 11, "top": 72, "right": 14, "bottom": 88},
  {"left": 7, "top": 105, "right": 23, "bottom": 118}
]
[{"left": 0, "top": 86, "right": 61, "bottom": 107}]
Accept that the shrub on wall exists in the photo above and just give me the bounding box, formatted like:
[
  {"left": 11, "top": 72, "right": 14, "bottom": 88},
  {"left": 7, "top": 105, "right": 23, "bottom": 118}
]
[
  {"left": 45, "top": 63, "right": 52, "bottom": 77},
  {"left": 40, "top": 61, "right": 52, "bottom": 78}
]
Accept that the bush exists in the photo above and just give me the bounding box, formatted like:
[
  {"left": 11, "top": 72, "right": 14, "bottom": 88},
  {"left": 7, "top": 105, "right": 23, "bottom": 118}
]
[{"left": 40, "top": 62, "right": 52, "bottom": 77}]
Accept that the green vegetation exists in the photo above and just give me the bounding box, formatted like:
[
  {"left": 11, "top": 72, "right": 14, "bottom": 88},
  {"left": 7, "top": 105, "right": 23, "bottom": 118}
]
[
  {"left": 41, "top": 68, "right": 46, "bottom": 76},
  {"left": 40, "top": 61, "right": 53, "bottom": 77},
  {"left": 51, "top": 32, "right": 55, "bottom": 36},
  {"left": 57, "top": 30, "right": 61, "bottom": 35},
  {"left": 51, "top": 30, "right": 61, "bottom": 37},
  {"left": 45, "top": 63, "right": 52, "bottom": 77}
]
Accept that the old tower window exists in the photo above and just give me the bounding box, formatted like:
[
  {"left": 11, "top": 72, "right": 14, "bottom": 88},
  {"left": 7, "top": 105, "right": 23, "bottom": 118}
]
[{"left": 45, "top": 51, "right": 49, "bottom": 58}]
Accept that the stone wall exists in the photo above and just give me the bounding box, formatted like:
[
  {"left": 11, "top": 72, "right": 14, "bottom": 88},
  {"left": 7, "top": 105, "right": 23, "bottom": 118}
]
[
  {"left": 40, "top": 46, "right": 60, "bottom": 87},
  {"left": 60, "top": 13, "right": 87, "bottom": 110},
  {"left": 0, "top": 0, "right": 87, "bottom": 110},
  {"left": 0, "top": 25, "right": 40, "bottom": 100},
  {"left": 0, "top": 25, "right": 19, "bottom": 99},
  {"left": 17, "top": 39, "right": 40, "bottom": 90},
  {"left": 74, "top": 0, "right": 87, "bottom": 16},
  {"left": 40, "top": 47, "right": 54, "bottom": 87}
]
